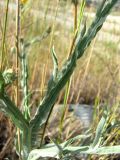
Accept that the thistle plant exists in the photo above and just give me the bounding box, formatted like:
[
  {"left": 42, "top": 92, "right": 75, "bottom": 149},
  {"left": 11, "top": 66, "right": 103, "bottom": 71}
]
[{"left": 0, "top": 0, "right": 120, "bottom": 160}]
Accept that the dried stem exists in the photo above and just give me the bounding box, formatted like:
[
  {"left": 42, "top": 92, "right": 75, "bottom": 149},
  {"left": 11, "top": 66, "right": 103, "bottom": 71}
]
[
  {"left": 0, "top": 0, "right": 9, "bottom": 70},
  {"left": 39, "top": 0, "right": 60, "bottom": 146},
  {"left": 15, "top": 0, "right": 21, "bottom": 159}
]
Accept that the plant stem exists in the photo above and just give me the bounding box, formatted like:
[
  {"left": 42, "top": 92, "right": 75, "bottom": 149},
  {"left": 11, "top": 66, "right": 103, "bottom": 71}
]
[
  {"left": 40, "top": 0, "right": 60, "bottom": 146},
  {"left": 40, "top": 104, "right": 54, "bottom": 147},
  {"left": 59, "top": 0, "right": 78, "bottom": 140},
  {"left": 73, "top": 0, "right": 78, "bottom": 32},
  {"left": 16, "top": 0, "right": 21, "bottom": 159},
  {"left": 1, "top": 0, "right": 9, "bottom": 70}
]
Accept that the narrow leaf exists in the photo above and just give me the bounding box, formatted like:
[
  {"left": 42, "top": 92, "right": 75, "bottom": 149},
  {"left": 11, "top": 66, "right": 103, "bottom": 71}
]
[
  {"left": 63, "top": 145, "right": 120, "bottom": 155},
  {"left": 92, "top": 109, "right": 108, "bottom": 148},
  {"left": 51, "top": 46, "right": 58, "bottom": 80},
  {"left": 0, "top": 94, "right": 29, "bottom": 130},
  {"left": 28, "top": 147, "right": 59, "bottom": 160}
]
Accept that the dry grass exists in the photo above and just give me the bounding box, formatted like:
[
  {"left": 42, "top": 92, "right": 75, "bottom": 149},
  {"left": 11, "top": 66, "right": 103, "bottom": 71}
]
[
  {"left": 0, "top": 1, "right": 120, "bottom": 159},
  {"left": 0, "top": 0, "right": 120, "bottom": 104}
]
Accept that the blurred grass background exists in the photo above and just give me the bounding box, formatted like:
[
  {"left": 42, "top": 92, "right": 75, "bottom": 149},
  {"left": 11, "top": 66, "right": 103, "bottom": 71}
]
[{"left": 0, "top": 0, "right": 120, "bottom": 159}]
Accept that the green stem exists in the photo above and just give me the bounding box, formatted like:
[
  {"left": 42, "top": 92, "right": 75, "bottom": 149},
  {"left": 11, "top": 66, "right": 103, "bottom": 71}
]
[
  {"left": 22, "top": 127, "right": 32, "bottom": 160},
  {"left": 59, "top": 80, "right": 71, "bottom": 140},
  {"left": 40, "top": 104, "right": 54, "bottom": 147},
  {"left": 16, "top": 0, "right": 21, "bottom": 158}
]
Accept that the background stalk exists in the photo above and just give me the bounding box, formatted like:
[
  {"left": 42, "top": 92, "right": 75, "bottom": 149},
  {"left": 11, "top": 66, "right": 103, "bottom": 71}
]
[
  {"left": 15, "top": 0, "right": 21, "bottom": 159},
  {"left": 0, "top": 0, "right": 9, "bottom": 70},
  {"left": 39, "top": 0, "right": 60, "bottom": 147},
  {"left": 59, "top": 0, "right": 85, "bottom": 140}
]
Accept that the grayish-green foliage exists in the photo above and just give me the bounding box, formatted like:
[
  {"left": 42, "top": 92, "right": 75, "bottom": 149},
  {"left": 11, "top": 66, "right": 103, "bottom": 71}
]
[
  {"left": 28, "top": 109, "right": 120, "bottom": 160},
  {"left": 0, "top": 0, "right": 119, "bottom": 159}
]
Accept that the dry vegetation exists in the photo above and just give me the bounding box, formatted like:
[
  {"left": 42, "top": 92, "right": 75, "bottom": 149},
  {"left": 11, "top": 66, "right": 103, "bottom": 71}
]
[
  {"left": 1, "top": 0, "right": 120, "bottom": 104},
  {"left": 0, "top": 0, "right": 120, "bottom": 159}
]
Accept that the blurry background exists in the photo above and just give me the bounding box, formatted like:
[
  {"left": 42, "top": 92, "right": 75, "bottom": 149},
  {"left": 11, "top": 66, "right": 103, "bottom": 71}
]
[{"left": 0, "top": 0, "right": 120, "bottom": 159}]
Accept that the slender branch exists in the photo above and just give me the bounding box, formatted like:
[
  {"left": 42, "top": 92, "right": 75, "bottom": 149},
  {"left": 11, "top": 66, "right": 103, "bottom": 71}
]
[{"left": 15, "top": 0, "right": 21, "bottom": 158}]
